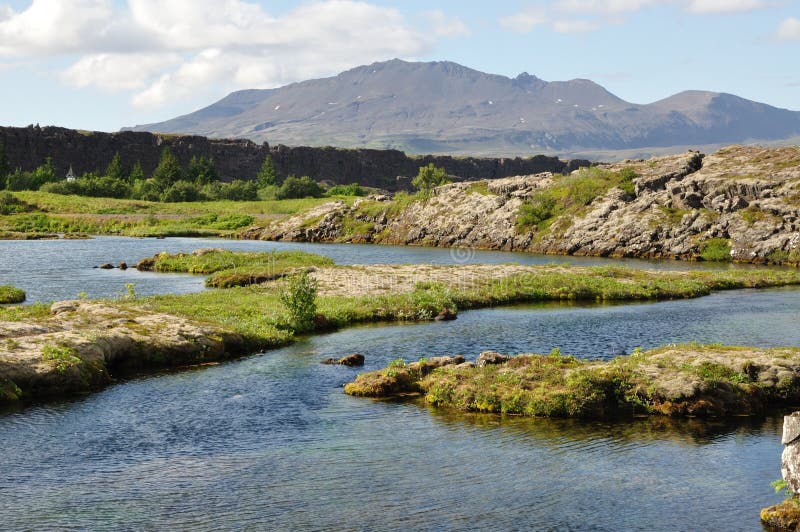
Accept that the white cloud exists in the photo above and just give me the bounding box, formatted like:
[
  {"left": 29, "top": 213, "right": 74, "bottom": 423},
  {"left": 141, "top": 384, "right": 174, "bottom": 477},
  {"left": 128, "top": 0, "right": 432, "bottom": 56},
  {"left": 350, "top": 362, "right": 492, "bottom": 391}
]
[
  {"left": 0, "top": 0, "right": 430, "bottom": 108},
  {"left": 686, "top": 0, "right": 766, "bottom": 14},
  {"left": 554, "top": 0, "right": 659, "bottom": 13},
  {"left": 424, "top": 10, "right": 470, "bottom": 37},
  {"left": 552, "top": 19, "right": 601, "bottom": 32},
  {"left": 777, "top": 17, "right": 800, "bottom": 40},
  {"left": 499, "top": 8, "right": 548, "bottom": 33}
]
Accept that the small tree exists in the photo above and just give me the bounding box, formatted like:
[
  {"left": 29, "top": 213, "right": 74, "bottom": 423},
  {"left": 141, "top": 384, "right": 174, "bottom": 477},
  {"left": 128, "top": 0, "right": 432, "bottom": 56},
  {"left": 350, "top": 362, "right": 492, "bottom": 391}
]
[
  {"left": 152, "top": 147, "right": 183, "bottom": 187},
  {"left": 276, "top": 175, "right": 324, "bottom": 199},
  {"left": 0, "top": 141, "right": 8, "bottom": 190},
  {"left": 257, "top": 154, "right": 278, "bottom": 188},
  {"left": 280, "top": 270, "right": 318, "bottom": 332},
  {"left": 188, "top": 155, "right": 218, "bottom": 185},
  {"left": 412, "top": 163, "right": 449, "bottom": 194},
  {"left": 105, "top": 152, "right": 125, "bottom": 181},
  {"left": 128, "top": 161, "right": 145, "bottom": 183}
]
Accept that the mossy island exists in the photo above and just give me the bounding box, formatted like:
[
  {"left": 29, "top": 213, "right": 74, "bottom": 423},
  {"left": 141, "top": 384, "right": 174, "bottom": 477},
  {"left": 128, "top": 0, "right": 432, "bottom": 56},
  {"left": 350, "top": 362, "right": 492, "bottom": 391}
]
[{"left": 0, "top": 285, "right": 25, "bottom": 304}]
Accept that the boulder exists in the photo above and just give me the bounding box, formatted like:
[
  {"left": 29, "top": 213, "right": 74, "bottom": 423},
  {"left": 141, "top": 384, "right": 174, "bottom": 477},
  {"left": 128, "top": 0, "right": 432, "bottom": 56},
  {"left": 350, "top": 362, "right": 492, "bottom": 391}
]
[
  {"left": 98, "top": 263, "right": 114, "bottom": 269},
  {"left": 783, "top": 412, "right": 800, "bottom": 495},
  {"left": 337, "top": 354, "right": 365, "bottom": 367},
  {"left": 118, "top": 262, "right": 128, "bottom": 270},
  {"left": 434, "top": 308, "right": 457, "bottom": 321},
  {"left": 476, "top": 350, "right": 510, "bottom": 367},
  {"left": 51, "top": 301, "right": 79, "bottom": 315}
]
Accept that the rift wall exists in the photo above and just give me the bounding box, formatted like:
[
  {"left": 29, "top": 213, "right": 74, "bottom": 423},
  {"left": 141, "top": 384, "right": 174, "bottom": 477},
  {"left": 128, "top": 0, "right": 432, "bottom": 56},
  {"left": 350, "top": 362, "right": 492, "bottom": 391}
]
[{"left": 0, "top": 126, "right": 589, "bottom": 190}]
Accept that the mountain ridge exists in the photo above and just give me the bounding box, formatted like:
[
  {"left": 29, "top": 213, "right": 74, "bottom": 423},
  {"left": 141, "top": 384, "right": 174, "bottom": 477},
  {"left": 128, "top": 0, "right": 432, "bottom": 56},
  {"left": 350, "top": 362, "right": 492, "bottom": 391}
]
[{"left": 126, "top": 59, "right": 800, "bottom": 158}]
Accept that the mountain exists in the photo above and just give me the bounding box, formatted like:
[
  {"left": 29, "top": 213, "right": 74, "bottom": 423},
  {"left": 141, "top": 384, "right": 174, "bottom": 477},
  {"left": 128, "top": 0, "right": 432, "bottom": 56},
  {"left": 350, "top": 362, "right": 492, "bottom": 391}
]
[{"left": 126, "top": 59, "right": 800, "bottom": 158}]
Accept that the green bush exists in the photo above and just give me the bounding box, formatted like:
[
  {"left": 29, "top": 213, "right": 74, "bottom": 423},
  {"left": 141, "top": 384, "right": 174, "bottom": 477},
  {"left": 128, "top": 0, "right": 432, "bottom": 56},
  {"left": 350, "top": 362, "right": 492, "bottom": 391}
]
[
  {"left": 516, "top": 192, "right": 557, "bottom": 231},
  {"left": 0, "top": 191, "right": 30, "bottom": 214},
  {"left": 412, "top": 163, "right": 450, "bottom": 193},
  {"left": 280, "top": 271, "right": 318, "bottom": 332},
  {"left": 0, "top": 285, "right": 26, "bottom": 304},
  {"left": 41, "top": 175, "right": 132, "bottom": 198},
  {"left": 5, "top": 158, "right": 59, "bottom": 191},
  {"left": 700, "top": 238, "right": 732, "bottom": 262},
  {"left": 276, "top": 176, "right": 325, "bottom": 199},
  {"left": 327, "top": 183, "right": 366, "bottom": 196},
  {"left": 161, "top": 180, "right": 200, "bottom": 202}
]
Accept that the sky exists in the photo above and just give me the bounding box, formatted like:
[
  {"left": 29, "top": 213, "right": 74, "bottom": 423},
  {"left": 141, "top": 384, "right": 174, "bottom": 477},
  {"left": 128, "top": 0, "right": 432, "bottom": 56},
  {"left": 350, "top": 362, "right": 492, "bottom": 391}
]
[{"left": 0, "top": 0, "right": 798, "bottom": 132}]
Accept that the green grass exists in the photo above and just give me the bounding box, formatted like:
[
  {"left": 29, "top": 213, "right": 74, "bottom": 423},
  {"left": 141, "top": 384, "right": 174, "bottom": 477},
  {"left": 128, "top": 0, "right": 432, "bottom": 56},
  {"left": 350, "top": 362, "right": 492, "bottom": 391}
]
[
  {"left": 41, "top": 344, "right": 82, "bottom": 373},
  {"left": 0, "top": 285, "right": 26, "bottom": 304},
  {"left": 345, "top": 343, "right": 799, "bottom": 418},
  {"left": 699, "top": 238, "right": 732, "bottom": 262},
  {"left": 515, "top": 167, "right": 637, "bottom": 233},
  {"left": 127, "top": 254, "right": 800, "bottom": 350},
  {"left": 466, "top": 181, "right": 492, "bottom": 196},
  {"left": 136, "top": 249, "right": 335, "bottom": 288},
  {"left": 0, "top": 191, "right": 355, "bottom": 238},
  {"left": 0, "top": 303, "right": 50, "bottom": 321}
]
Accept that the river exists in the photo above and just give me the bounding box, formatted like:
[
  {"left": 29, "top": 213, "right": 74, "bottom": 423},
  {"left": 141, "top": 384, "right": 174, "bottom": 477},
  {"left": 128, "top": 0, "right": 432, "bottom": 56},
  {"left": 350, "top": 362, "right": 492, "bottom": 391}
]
[{"left": 0, "top": 237, "right": 796, "bottom": 530}]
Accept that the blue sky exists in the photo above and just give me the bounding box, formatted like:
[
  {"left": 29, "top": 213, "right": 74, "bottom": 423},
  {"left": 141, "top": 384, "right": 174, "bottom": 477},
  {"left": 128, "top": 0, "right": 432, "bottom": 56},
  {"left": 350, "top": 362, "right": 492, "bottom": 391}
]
[{"left": 0, "top": 0, "right": 798, "bottom": 132}]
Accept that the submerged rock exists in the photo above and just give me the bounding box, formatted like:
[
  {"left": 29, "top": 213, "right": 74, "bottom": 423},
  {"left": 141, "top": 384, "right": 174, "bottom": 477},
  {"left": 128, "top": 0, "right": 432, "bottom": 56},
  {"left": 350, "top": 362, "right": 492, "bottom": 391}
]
[
  {"left": 98, "top": 263, "right": 114, "bottom": 269},
  {"left": 434, "top": 308, "right": 457, "bottom": 321},
  {"left": 338, "top": 354, "right": 365, "bottom": 367},
  {"left": 118, "top": 262, "right": 128, "bottom": 270}
]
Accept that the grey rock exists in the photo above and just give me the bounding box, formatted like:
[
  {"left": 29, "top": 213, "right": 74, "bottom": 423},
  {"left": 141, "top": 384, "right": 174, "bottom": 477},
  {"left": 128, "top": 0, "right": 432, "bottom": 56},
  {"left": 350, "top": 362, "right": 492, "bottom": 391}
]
[{"left": 477, "top": 351, "right": 510, "bottom": 367}]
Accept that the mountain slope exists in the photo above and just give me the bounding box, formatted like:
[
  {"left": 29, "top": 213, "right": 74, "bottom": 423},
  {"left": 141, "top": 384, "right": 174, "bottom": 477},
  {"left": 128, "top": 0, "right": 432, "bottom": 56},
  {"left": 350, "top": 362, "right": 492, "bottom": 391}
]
[{"left": 127, "top": 59, "right": 800, "bottom": 156}]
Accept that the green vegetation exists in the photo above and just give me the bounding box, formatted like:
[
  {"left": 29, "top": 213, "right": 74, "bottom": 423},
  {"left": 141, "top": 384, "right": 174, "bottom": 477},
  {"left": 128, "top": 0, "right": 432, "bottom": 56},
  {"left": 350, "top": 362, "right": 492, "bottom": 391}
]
[
  {"left": 412, "top": 164, "right": 450, "bottom": 194},
  {"left": 0, "top": 191, "right": 30, "bottom": 215},
  {"left": 699, "top": 238, "right": 732, "bottom": 262},
  {"left": 515, "top": 167, "right": 638, "bottom": 233},
  {"left": 41, "top": 344, "right": 82, "bottom": 373},
  {"left": 279, "top": 271, "right": 318, "bottom": 332},
  {"left": 345, "top": 343, "right": 800, "bottom": 418},
  {"left": 137, "top": 249, "right": 334, "bottom": 288},
  {"left": 326, "top": 183, "right": 366, "bottom": 197},
  {"left": 0, "top": 285, "right": 26, "bottom": 304},
  {"left": 276, "top": 175, "right": 325, "bottom": 199},
  {"left": 256, "top": 154, "right": 278, "bottom": 188},
  {"left": 466, "top": 181, "right": 492, "bottom": 196}
]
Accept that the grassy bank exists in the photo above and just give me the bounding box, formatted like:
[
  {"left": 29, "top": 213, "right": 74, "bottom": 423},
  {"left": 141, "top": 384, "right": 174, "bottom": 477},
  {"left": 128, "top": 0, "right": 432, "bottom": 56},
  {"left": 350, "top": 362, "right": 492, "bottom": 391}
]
[
  {"left": 0, "top": 285, "right": 25, "bottom": 304},
  {"left": 136, "top": 249, "right": 334, "bottom": 287},
  {"left": 345, "top": 344, "right": 800, "bottom": 419},
  {"left": 129, "top": 250, "right": 800, "bottom": 348},
  {"left": 0, "top": 191, "right": 356, "bottom": 238}
]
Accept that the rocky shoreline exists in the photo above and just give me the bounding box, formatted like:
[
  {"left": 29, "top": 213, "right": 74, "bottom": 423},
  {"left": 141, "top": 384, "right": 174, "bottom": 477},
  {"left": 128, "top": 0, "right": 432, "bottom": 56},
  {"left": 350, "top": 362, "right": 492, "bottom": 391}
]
[
  {"left": 0, "top": 300, "right": 247, "bottom": 407},
  {"left": 243, "top": 145, "right": 800, "bottom": 265},
  {"left": 345, "top": 345, "right": 800, "bottom": 419}
]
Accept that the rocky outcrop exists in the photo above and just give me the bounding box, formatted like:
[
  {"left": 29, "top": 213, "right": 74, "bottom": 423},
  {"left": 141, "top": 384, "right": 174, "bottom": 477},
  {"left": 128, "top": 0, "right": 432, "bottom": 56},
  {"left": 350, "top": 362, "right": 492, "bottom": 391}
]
[
  {"left": 761, "top": 413, "right": 800, "bottom": 530},
  {"left": 0, "top": 125, "right": 588, "bottom": 190},
  {"left": 248, "top": 145, "right": 800, "bottom": 264},
  {"left": 0, "top": 301, "right": 247, "bottom": 405}
]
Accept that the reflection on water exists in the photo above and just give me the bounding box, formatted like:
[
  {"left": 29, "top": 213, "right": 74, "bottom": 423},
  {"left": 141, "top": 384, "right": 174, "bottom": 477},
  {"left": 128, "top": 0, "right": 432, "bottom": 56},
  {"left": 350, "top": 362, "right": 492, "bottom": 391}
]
[
  {"left": 0, "top": 236, "right": 781, "bottom": 303},
  {"left": 2, "top": 285, "right": 799, "bottom": 529}
]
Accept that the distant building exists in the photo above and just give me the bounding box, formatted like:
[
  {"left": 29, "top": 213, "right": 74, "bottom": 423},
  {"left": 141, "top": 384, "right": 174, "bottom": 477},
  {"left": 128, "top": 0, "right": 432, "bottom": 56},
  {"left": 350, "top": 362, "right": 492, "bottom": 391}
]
[{"left": 66, "top": 165, "right": 75, "bottom": 182}]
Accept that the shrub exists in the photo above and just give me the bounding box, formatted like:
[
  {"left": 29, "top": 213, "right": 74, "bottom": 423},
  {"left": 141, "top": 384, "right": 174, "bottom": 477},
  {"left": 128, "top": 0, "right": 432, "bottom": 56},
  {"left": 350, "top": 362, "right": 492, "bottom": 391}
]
[
  {"left": 412, "top": 163, "right": 449, "bottom": 193},
  {"left": 161, "top": 180, "right": 200, "bottom": 202},
  {"left": 41, "top": 175, "right": 131, "bottom": 198},
  {"left": 0, "top": 285, "right": 26, "bottom": 304},
  {"left": 700, "top": 238, "right": 732, "bottom": 262},
  {"left": 516, "top": 192, "right": 557, "bottom": 231},
  {"left": 131, "top": 178, "right": 163, "bottom": 201},
  {"left": 276, "top": 176, "right": 325, "bottom": 199},
  {"left": 0, "top": 191, "right": 30, "bottom": 215},
  {"left": 279, "top": 271, "right": 318, "bottom": 332},
  {"left": 327, "top": 183, "right": 366, "bottom": 196}
]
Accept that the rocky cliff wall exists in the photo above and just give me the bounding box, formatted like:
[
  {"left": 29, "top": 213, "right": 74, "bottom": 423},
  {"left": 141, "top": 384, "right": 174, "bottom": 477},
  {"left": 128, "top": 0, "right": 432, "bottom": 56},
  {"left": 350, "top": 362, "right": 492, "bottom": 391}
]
[
  {"left": 247, "top": 145, "right": 800, "bottom": 264},
  {"left": 0, "top": 126, "right": 588, "bottom": 190}
]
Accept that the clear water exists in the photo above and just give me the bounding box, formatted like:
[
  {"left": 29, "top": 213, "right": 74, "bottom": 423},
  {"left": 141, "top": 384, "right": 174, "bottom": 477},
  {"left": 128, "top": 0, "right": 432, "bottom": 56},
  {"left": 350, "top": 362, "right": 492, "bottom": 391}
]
[
  {"left": 0, "top": 236, "right": 776, "bottom": 303},
  {"left": 0, "top": 238, "right": 797, "bottom": 530}
]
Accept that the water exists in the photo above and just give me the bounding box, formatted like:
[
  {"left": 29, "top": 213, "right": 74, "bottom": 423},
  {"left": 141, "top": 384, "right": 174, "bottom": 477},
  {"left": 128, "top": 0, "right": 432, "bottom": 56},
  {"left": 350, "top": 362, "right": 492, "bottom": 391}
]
[
  {"left": 0, "top": 238, "right": 798, "bottom": 530},
  {"left": 0, "top": 236, "right": 775, "bottom": 303}
]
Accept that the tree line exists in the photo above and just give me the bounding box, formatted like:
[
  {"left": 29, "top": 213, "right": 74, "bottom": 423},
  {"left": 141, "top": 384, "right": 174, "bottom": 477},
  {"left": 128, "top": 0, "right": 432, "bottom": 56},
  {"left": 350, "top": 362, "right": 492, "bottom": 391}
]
[{"left": 0, "top": 143, "right": 344, "bottom": 202}]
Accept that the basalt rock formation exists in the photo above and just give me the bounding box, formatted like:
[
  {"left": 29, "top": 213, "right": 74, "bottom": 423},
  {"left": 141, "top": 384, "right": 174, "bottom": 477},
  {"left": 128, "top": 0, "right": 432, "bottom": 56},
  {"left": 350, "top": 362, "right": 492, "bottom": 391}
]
[
  {"left": 246, "top": 145, "right": 800, "bottom": 265},
  {"left": 0, "top": 125, "right": 587, "bottom": 191}
]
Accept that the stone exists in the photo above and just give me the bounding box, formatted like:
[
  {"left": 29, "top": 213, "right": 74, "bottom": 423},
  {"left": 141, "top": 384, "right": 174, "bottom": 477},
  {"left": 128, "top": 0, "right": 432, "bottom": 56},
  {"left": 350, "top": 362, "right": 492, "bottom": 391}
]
[
  {"left": 320, "top": 358, "right": 337, "bottom": 365},
  {"left": 50, "top": 301, "right": 79, "bottom": 315},
  {"left": 98, "top": 263, "right": 114, "bottom": 269},
  {"left": 337, "top": 354, "right": 365, "bottom": 367},
  {"left": 434, "top": 308, "right": 457, "bottom": 321},
  {"left": 476, "top": 351, "right": 510, "bottom": 367},
  {"left": 118, "top": 262, "right": 128, "bottom": 270}
]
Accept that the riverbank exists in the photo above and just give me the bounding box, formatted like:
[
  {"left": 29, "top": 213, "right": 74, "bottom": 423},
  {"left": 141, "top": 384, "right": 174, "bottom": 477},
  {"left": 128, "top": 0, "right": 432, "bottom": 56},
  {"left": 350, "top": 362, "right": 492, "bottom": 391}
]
[
  {"left": 345, "top": 344, "right": 800, "bottom": 418},
  {"left": 245, "top": 145, "right": 800, "bottom": 266},
  {"left": 5, "top": 250, "right": 800, "bottom": 407}
]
